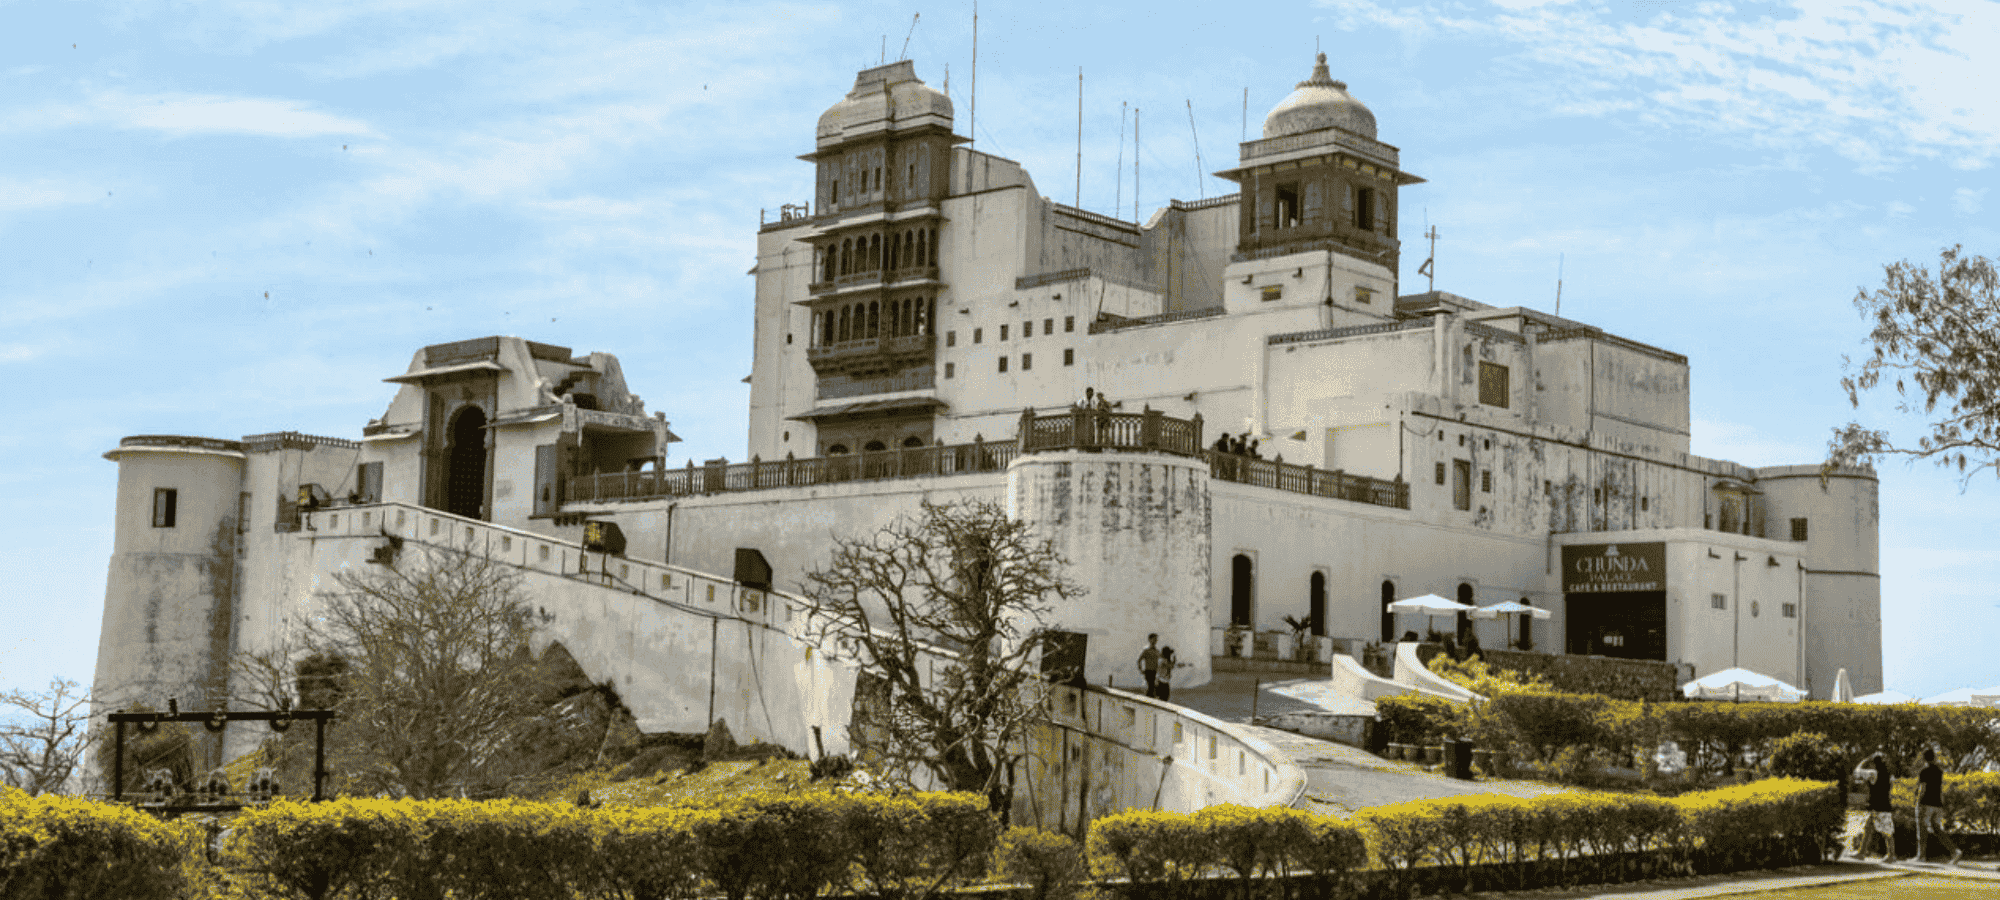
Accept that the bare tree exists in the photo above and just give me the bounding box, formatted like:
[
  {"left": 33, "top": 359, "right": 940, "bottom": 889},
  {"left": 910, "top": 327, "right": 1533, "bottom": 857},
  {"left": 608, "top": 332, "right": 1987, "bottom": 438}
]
[
  {"left": 307, "top": 544, "right": 553, "bottom": 799},
  {"left": 1, "top": 678, "right": 91, "bottom": 795},
  {"left": 1832, "top": 245, "right": 2000, "bottom": 483},
  {"left": 802, "top": 499, "right": 1081, "bottom": 811}
]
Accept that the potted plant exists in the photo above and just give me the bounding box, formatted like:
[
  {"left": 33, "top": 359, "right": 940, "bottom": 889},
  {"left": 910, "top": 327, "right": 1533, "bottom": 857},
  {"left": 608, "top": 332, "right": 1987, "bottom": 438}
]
[
  {"left": 1223, "top": 624, "right": 1250, "bottom": 658},
  {"left": 1283, "top": 615, "right": 1318, "bottom": 663}
]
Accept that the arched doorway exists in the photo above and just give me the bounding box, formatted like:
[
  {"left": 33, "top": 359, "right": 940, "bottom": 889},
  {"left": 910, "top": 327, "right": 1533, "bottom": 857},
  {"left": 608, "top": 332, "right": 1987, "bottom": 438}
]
[
  {"left": 445, "top": 406, "right": 488, "bottom": 520},
  {"left": 1230, "top": 554, "right": 1253, "bottom": 626},
  {"left": 1308, "top": 572, "right": 1326, "bottom": 636},
  {"left": 1456, "top": 583, "right": 1475, "bottom": 643},
  {"left": 1380, "top": 581, "right": 1396, "bottom": 642}
]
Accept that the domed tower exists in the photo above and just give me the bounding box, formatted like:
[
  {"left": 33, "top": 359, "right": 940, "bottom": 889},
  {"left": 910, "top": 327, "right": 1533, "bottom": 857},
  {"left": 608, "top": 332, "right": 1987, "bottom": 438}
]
[
  {"left": 93, "top": 435, "right": 248, "bottom": 769},
  {"left": 796, "top": 61, "right": 963, "bottom": 454},
  {"left": 1216, "top": 53, "right": 1423, "bottom": 278}
]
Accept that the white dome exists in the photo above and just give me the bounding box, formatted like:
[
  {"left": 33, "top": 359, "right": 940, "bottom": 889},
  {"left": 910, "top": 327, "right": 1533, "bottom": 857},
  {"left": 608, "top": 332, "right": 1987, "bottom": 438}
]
[
  {"left": 817, "top": 61, "right": 953, "bottom": 146},
  {"left": 1262, "top": 53, "right": 1376, "bottom": 141}
]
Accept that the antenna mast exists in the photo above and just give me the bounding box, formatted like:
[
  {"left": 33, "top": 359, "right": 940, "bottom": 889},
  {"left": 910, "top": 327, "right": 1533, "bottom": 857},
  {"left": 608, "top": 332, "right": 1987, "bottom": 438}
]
[
  {"left": 899, "top": 13, "right": 919, "bottom": 60},
  {"left": 1555, "top": 253, "right": 1565, "bottom": 317},
  {"left": 1133, "top": 107, "right": 1140, "bottom": 222},
  {"left": 1422, "top": 226, "right": 1438, "bottom": 293},
  {"left": 1076, "top": 68, "right": 1084, "bottom": 208},
  {"left": 1186, "top": 99, "right": 1206, "bottom": 200},
  {"left": 969, "top": 0, "right": 977, "bottom": 150},
  {"left": 1115, "top": 102, "right": 1126, "bottom": 217},
  {"left": 1241, "top": 87, "right": 1248, "bottom": 142}
]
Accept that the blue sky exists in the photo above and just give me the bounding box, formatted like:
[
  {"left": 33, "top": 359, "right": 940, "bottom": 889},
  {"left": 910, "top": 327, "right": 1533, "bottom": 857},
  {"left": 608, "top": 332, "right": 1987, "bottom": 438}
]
[{"left": 4, "top": 0, "right": 1997, "bottom": 702}]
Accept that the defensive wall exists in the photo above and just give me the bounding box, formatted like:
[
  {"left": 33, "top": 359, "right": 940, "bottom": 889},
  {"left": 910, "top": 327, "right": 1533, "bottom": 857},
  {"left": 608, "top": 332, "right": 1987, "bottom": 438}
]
[{"left": 251, "top": 501, "right": 1303, "bottom": 821}]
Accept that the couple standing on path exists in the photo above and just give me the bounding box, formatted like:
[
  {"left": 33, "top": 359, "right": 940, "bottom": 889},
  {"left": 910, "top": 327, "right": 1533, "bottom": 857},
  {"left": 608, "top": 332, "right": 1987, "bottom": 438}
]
[
  {"left": 1855, "top": 746, "right": 1962, "bottom": 865},
  {"left": 1137, "top": 633, "right": 1177, "bottom": 701}
]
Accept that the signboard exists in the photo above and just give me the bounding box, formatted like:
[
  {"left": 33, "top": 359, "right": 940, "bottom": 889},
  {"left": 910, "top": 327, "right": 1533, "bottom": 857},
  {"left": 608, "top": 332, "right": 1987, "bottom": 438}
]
[{"left": 1562, "top": 542, "right": 1666, "bottom": 593}]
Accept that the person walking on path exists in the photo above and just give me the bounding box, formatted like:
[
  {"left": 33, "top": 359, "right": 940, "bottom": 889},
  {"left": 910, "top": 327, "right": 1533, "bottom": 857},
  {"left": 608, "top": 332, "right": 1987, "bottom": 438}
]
[
  {"left": 1916, "top": 747, "right": 1963, "bottom": 865},
  {"left": 1137, "top": 633, "right": 1161, "bottom": 697},
  {"left": 1854, "top": 750, "right": 1898, "bottom": 862},
  {"left": 1155, "top": 647, "right": 1178, "bottom": 702}
]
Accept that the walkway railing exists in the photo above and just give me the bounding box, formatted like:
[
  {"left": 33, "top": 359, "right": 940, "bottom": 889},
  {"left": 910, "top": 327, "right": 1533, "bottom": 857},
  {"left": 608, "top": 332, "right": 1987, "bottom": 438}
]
[
  {"left": 1204, "top": 452, "right": 1409, "bottom": 509},
  {"left": 1017, "top": 407, "right": 1205, "bottom": 457},
  {"left": 567, "top": 441, "right": 1017, "bottom": 502}
]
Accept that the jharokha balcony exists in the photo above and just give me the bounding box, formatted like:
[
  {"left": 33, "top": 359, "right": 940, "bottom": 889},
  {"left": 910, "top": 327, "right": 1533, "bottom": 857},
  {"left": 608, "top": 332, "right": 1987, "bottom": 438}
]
[{"left": 565, "top": 409, "right": 1410, "bottom": 512}]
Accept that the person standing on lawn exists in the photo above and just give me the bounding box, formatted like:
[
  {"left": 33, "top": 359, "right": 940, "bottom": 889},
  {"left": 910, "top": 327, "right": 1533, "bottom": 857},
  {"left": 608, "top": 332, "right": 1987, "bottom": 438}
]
[
  {"left": 1854, "top": 750, "right": 1898, "bottom": 862},
  {"left": 1916, "top": 747, "right": 1963, "bottom": 865}
]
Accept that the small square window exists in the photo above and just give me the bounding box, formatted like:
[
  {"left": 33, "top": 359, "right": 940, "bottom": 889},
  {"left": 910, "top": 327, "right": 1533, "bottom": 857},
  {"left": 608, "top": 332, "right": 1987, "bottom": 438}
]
[
  {"left": 1782, "top": 602, "right": 1797, "bottom": 618},
  {"left": 1000, "top": 324, "right": 1009, "bottom": 341},
  {"left": 1063, "top": 348, "right": 1074, "bottom": 366},
  {"left": 1064, "top": 316, "right": 1075, "bottom": 332},
  {"left": 944, "top": 362, "right": 955, "bottom": 379},
  {"left": 1711, "top": 593, "right": 1728, "bottom": 610},
  {"left": 947, "top": 331, "right": 957, "bottom": 347},
  {"left": 1021, "top": 353, "right": 1032, "bottom": 371},
  {"left": 1260, "top": 285, "right": 1283, "bottom": 302},
  {"left": 1791, "top": 518, "right": 1808, "bottom": 541},
  {"left": 152, "top": 488, "right": 177, "bottom": 528},
  {"left": 1355, "top": 286, "right": 1374, "bottom": 305},
  {"left": 1481, "top": 470, "right": 1492, "bottom": 493},
  {"left": 973, "top": 328, "right": 983, "bottom": 343},
  {"left": 1044, "top": 318, "right": 1054, "bottom": 335},
  {"left": 998, "top": 356, "right": 1008, "bottom": 373}
]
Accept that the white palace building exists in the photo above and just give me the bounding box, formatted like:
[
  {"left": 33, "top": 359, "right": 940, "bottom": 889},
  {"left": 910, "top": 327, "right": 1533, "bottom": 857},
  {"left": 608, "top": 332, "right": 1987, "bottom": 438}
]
[{"left": 94, "top": 55, "right": 1882, "bottom": 772}]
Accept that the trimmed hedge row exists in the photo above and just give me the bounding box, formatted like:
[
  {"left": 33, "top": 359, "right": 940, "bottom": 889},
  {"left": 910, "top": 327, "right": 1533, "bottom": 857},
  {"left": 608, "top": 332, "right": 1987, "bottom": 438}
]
[
  {"left": 0, "top": 779, "right": 1874, "bottom": 900},
  {"left": 0, "top": 787, "right": 188, "bottom": 900}
]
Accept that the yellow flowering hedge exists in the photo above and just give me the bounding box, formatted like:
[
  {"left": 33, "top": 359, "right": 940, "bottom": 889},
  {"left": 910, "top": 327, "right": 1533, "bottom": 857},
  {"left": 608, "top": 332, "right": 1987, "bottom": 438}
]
[
  {"left": 0, "top": 787, "right": 186, "bottom": 900},
  {"left": 1085, "top": 804, "right": 1366, "bottom": 891}
]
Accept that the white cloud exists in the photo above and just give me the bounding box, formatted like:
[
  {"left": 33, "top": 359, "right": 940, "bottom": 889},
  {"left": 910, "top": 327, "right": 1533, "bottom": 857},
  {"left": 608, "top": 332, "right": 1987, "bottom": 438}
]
[
  {"left": 1320, "top": 0, "right": 2000, "bottom": 170},
  {"left": 6, "top": 90, "right": 378, "bottom": 138},
  {"left": 1955, "top": 187, "right": 1987, "bottom": 215},
  {"left": 1689, "top": 417, "right": 1821, "bottom": 468},
  {"left": 0, "top": 178, "right": 106, "bottom": 212}
]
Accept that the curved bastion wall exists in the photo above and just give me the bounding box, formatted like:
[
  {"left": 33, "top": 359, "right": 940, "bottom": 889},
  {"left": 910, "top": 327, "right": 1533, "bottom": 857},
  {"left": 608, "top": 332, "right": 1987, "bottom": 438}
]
[{"left": 1007, "top": 450, "right": 1213, "bottom": 689}]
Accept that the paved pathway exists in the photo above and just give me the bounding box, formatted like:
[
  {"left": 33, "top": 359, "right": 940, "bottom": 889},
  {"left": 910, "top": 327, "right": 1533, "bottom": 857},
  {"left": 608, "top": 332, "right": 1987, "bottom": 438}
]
[{"left": 1173, "top": 671, "right": 1565, "bottom": 816}]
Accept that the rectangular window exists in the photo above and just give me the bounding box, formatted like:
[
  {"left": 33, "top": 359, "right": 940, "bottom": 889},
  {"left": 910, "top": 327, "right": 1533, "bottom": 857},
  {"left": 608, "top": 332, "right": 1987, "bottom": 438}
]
[
  {"left": 1063, "top": 348, "right": 1075, "bottom": 366},
  {"left": 1478, "top": 361, "right": 1510, "bottom": 408},
  {"left": 237, "top": 492, "right": 251, "bottom": 533},
  {"left": 1260, "top": 285, "right": 1283, "bottom": 302},
  {"left": 1452, "top": 460, "right": 1471, "bottom": 511},
  {"left": 1711, "top": 593, "right": 1728, "bottom": 610},
  {"left": 944, "top": 362, "right": 955, "bottom": 379},
  {"left": 1000, "top": 324, "right": 1009, "bottom": 340},
  {"left": 946, "top": 330, "right": 957, "bottom": 347},
  {"left": 1434, "top": 462, "right": 1446, "bottom": 485},
  {"left": 1782, "top": 602, "right": 1798, "bottom": 618},
  {"left": 1355, "top": 187, "right": 1375, "bottom": 230},
  {"left": 997, "top": 356, "right": 1007, "bottom": 373},
  {"left": 1021, "top": 353, "right": 1032, "bottom": 371},
  {"left": 1274, "top": 182, "right": 1300, "bottom": 228},
  {"left": 1355, "top": 286, "right": 1374, "bottom": 305},
  {"left": 1044, "top": 318, "right": 1055, "bottom": 335},
  {"left": 152, "top": 488, "right": 177, "bottom": 528},
  {"left": 1791, "top": 518, "right": 1809, "bottom": 541},
  {"left": 356, "top": 461, "right": 384, "bottom": 503},
  {"left": 973, "top": 327, "right": 982, "bottom": 343},
  {"left": 1481, "top": 470, "right": 1492, "bottom": 493},
  {"left": 1065, "top": 316, "right": 1075, "bottom": 332},
  {"left": 1543, "top": 480, "right": 1552, "bottom": 496}
]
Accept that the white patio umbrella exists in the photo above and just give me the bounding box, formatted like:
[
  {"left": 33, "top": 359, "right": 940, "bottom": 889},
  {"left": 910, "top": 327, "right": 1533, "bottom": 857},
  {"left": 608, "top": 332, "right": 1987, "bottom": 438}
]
[
  {"left": 1854, "top": 690, "right": 1913, "bottom": 705},
  {"left": 1387, "top": 593, "right": 1475, "bottom": 640},
  {"left": 1471, "top": 601, "right": 1551, "bottom": 651},
  {"left": 1682, "top": 667, "right": 1806, "bottom": 703},
  {"left": 1833, "top": 668, "right": 1854, "bottom": 703}
]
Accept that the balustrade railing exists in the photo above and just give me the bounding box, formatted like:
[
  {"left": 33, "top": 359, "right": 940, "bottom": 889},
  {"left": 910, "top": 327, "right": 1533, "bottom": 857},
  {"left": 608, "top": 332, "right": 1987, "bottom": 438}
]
[
  {"left": 1205, "top": 452, "right": 1409, "bottom": 509},
  {"left": 567, "top": 441, "right": 1018, "bottom": 503},
  {"left": 1016, "top": 407, "right": 1204, "bottom": 457}
]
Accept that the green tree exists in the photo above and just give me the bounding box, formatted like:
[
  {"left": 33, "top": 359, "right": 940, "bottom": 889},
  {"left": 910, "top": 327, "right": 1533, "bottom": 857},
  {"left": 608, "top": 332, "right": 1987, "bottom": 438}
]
[
  {"left": 1831, "top": 245, "right": 2000, "bottom": 481},
  {"left": 801, "top": 499, "right": 1080, "bottom": 812}
]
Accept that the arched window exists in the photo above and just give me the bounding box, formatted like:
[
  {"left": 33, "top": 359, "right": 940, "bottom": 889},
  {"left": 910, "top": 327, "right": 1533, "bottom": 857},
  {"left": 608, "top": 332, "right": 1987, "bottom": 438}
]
[
  {"left": 1308, "top": 571, "right": 1327, "bottom": 637},
  {"left": 820, "top": 309, "right": 833, "bottom": 346},
  {"left": 838, "top": 306, "right": 851, "bottom": 343},
  {"left": 827, "top": 444, "right": 850, "bottom": 455},
  {"left": 889, "top": 233, "right": 901, "bottom": 271},
  {"left": 444, "top": 406, "right": 488, "bottom": 520},
  {"left": 863, "top": 440, "right": 887, "bottom": 452},
  {"left": 927, "top": 228, "right": 938, "bottom": 265},
  {"left": 840, "top": 239, "right": 852, "bottom": 276},
  {"left": 902, "top": 436, "right": 925, "bottom": 448},
  {"left": 1456, "top": 583, "right": 1475, "bottom": 643},
  {"left": 867, "top": 302, "right": 880, "bottom": 338},
  {"left": 916, "top": 230, "right": 927, "bottom": 268},
  {"left": 1381, "top": 581, "right": 1397, "bottom": 643},
  {"left": 926, "top": 297, "right": 936, "bottom": 335},
  {"left": 1230, "top": 554, "right": 1254, "bottom": 627},
  {"left": 870, "top": 234, "right": 881, "bottom": 270}
]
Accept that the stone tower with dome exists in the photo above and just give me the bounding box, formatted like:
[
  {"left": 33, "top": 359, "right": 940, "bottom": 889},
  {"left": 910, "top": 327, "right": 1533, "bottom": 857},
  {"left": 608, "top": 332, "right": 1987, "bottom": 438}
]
[{"left": 1218, "top": 52, "right": 1424, "bottom": 271}]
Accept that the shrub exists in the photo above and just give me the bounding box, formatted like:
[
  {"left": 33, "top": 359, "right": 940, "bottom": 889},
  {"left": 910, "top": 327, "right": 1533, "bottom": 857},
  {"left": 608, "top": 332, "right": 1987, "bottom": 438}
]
[
  {"left": 1373, "top": 694, "right": 1465, "bottom": 746},
  {"left": 995, "top": 827, "right": 1087, "bottom": 900},
  {"left": 687, "top": 794, "right": 852, "bottom": 900},
  {"left": 1673, "top": 777, "right": 1842, "bottom": 873},
  {"left": 840, "top": 792, "right": 998, "bottom": 900},
  {"left": 0, "top": 789, "right": 186, "bottom": 900},
  {"left": 417, "top": 798, "right": 594, "bottom": 900},
  {"left": 227, "top": 798, "right": 422, "bottom": 900},
  {"left": 1768, "top": 732, "right": 1847, "bottom": 784},
  {"left": 1085, "top": 808, "right": 1208, "bottom": 886}
]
